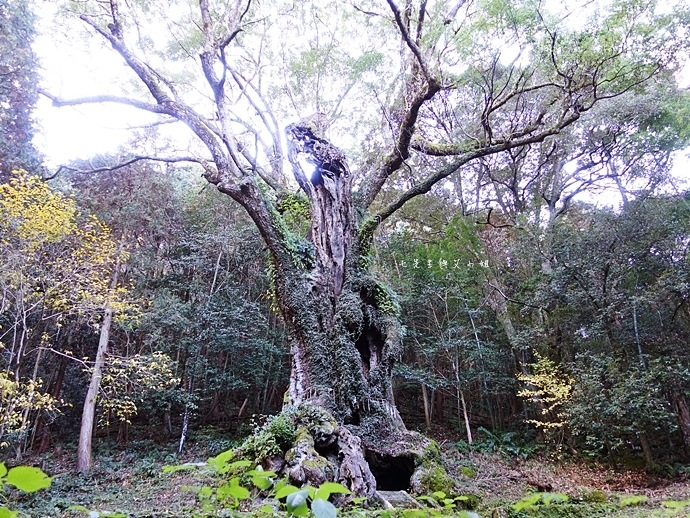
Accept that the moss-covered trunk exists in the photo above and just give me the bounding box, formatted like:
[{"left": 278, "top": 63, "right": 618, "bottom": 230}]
[{"left": 234, "top": 120, "right": 453, "bottom": 498}]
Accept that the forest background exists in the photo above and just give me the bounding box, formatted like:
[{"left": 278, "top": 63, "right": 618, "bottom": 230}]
[{"left": 2, "top": 0, "right": 690, "bottom": 516}]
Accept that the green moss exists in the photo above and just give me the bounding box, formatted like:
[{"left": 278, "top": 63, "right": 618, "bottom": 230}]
[
  {"left": 414, "top": 465, "right": 456, "bottom": 495},
  {"left": 421, "top": 440, "right": 442, "bottom": 464},
  {"left": 460, "top": 465, "right": 477, "bottom": 478},
  {"left": 295, "top": 404, "right": 338, "bottom": 441},
  {"left": 302, "top": 456, "right": 330, "bottom": 470},
  {"left": 505, "top": 502, "right": 619, "bottom": 518},
  {"left": 358, "top": 217, "right": 377, "bottom": 251},
  {"left": 374, "top": 282, "right": 401, "bottom": 316},
  {"left": 579, "top": 489, "right": 608, "bottom": 503}
]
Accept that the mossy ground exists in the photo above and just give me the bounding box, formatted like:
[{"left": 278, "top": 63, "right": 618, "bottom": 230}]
[{"left": 5, "top": 431, "right": 690, "bottom": 517}]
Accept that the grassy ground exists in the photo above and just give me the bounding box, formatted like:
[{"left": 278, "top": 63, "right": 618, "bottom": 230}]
[{"left": 4, "top": 435, "right": 690, "bottom": 517}]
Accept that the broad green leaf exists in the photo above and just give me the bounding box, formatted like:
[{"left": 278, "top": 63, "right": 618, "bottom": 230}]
[
  {"left": 0, "top": 464, "right": 6, "bottom": 479},
  {"left": 248, "top": 469, "right": 277, "bottom": 477},
  {"left": 207, "top": 449, "right": 234, "bottom": 471},
  {"left": 512, "top": 494, "right": 542, "bottom": 511},
  {"left": 401, "top": 510, "right": 426, "bottom": 518},
  {"left": 432, "top": 491, "right": 446, "bottom": 499},
  {"left": 275, "top": 485, "right": 300, "bottom": 499},
  {"left": 314, "top": 481, "right": 351, "bottom": 500},
  {"left": 218, "top": 482, "right": 250, "bottom": 501},
  {"left": 286, "top": 489, "right": 309, "bottom": 511},
  {"left": 291, "top": 502, "right": 309, "bottom": 516},
  {"left": 252, "top": 475, "right": 273, "bottom": 490},
  {"left": 311, "top": 498, "right": 337, "bottom": 518},
  {"left": 6, "top": 466, "right": 51, "bottom": 492},
  {"left": 0, "top": 507, "right": 18, "bottom": 518}
]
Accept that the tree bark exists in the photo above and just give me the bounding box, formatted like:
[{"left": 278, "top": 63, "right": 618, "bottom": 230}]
[
  {"left": 672, "top": 392, "right": 690, "bottom": 453},
  {"left": 638, "top": 433, "right": 656, "bottom": 469},
  {"left": 77, "top": 263, "right": 120, "bottom": 471}
]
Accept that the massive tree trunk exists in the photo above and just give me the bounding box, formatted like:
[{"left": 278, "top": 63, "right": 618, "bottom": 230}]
[{"left": 239, "top": 120, "right": 435, "bottom": 496}]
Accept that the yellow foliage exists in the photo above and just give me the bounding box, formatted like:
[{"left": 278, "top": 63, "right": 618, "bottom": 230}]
[
  {"left": 0, "top": 372, "right": 61, "bottom": 446},
  {"left": 0, "top": 170, "right": 129, "bottom": 316},
  {"left": 517, "top": 352, "right": 573, "bottom": 434},
  {"left": 0, "top": 171, "right": 78, "bottom": 248},
  {"left": 97, "top": 352, "right": 180, "bottom": 426}
]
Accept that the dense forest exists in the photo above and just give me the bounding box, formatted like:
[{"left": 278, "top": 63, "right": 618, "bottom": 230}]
[{"left": 2, "top": 0, "right": 690, "bottom": 516}]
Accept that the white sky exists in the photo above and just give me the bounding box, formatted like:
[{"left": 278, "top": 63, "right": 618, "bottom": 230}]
[{"left": 32, "top": 1, "right": 690, "bottom": 208}]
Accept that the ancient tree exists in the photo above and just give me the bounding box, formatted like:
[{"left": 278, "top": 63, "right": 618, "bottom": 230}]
[{"left": 44, "top": 0, "right": 687, "bottom": 493}]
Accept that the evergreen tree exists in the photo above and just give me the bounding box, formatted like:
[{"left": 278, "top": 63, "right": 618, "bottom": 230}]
[{"left": 0, "top": 0, "right": 42, "bottom": 181}]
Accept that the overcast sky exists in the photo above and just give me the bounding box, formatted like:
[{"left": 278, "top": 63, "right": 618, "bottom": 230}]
[{"left": 31, "top": 2, "right": 690, "bottom": 206}]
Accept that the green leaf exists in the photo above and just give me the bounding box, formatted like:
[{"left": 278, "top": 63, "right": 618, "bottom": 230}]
[
  {"left": 286, "top": 489, "right": 310, "bottom": 512},
  {"left": 432, "top": 491, "right": 446, "bottom": 499},
  {"left": 252, "top": 475, "right": 273, "bottom": 490},
  {"left": 6, "top": 466, "right": 51, "bottom": 492},
  {"left": 291, "top": 502, "right": 309, "bottom": 516},
  {"left": 207, "top": 449, "right": 234, "bottom": 470},
  {"left": 457, "top": 513, "right": 480, "bottom": 518},
  {"left": 218, "top": 482, "right": 250, "bottom": 501},
  {"left": 311, "top": 498, "right": 337, "bottom": 518},
  {"left": 0, "top": 464, "right": 6, "bottom": 479},
  {"left": 542, "top": 493, "right": 569, "bottom": 505},
  {"left": 314, "top": 481, "right": 352, "bottom": 500},
  {"left": 0, "top": 507, "right": 18, "bottom": 518},
  {"left": 512, "top": 494, "right": 542, "bottom": 511},
  {"left": 248, "top": 469, "right": 277, "bottom": 477},
  {"left": 402, "top": 511, "right": 427, "bottom": 518},
  {"left": 275, "top": 484, "right": 300, "bottom": 499}
]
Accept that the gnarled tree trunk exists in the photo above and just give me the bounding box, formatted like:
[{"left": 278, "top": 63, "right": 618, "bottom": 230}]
[{"left": 247, "top": 120, "right": 435, "bottom": 497}]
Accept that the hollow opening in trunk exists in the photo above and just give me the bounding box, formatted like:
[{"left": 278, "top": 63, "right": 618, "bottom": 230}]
[
  {"left": 365, "top": 450, "right": 414, "bottom": 491},
  {"left": 355, "top": 324, "right": 382, "bottom": 379}
]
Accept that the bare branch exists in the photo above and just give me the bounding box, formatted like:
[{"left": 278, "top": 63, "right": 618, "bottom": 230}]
[
  {"left": 45, "top": 155, "right": 215, "bottom": 181},
  {"left": 372, "top": 113, "right": 581, "bottom": 228},
  {"left": 385, "top": 0, "right": 436, "bottom": 84},
  {"left": 357, "top": 80, "right": 440, "bottom": 209},
  {"left": 38, "top": 89, "right": 171, "bottom": 115},
  {"left": 444, "top": 0, "right": 468, "bottom": 24}
]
